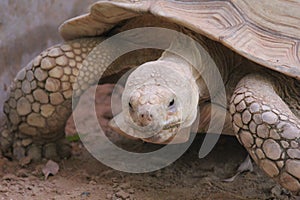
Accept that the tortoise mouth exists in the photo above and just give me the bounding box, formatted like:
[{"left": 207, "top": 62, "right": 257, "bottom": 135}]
[
  {"left": 141, "top": 120, "right": 182, "bottom": 143},
  {"left": 109, "top": 112, "right": 186, "bottom": 143},
  {"left": 162, "top": 120, "right": 182, "bottom": 130}
]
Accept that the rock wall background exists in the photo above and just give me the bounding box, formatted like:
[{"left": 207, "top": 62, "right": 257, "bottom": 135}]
[{"left": 0, "top": 0, "right": 96, "bottom": 122}]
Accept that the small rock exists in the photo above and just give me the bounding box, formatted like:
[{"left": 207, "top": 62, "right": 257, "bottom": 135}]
[
  {"left": 89, "top": 180, "right": 97, "bottom": 185},
  {"left": 120, "top": 183, "right": 131, "bottom": 189},
  {"left": 17, "top": 169, "right": 29, "bottom": 177},
  {"left": 0, "top": 185, "right": 8, "bottom": 192},
  {"left": 127, "top": 189, "right": 135, "bottom": 194},
  {"left": 116, "top": 190, "right": 130, "bottom": 199},
  {"left": 106, "top": 194, "right": 113, "bottom": 199},
  {"left": 2, "top": 173, "right": 17, "bottom": 181},
  {"left": 80, "top": 191, "right": 90, "bottom": 198}
]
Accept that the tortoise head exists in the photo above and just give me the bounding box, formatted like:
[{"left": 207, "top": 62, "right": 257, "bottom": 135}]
[{"left": 109, "top": 60, "right": 199, "bottom": 144}]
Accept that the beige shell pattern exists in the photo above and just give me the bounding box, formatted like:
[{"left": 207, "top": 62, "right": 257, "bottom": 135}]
[{"left": 60, "top": 0, "right": 300, "bottom": 80}]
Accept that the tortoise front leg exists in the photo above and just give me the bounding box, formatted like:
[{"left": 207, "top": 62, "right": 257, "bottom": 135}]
[
  {"left": 230, "top": 74, "right": 300, "bottom": 194},
  {"left": 1, "top": 37, "right": 109, "bottom": 161}
]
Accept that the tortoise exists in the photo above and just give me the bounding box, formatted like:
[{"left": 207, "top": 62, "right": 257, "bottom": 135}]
[{"left": 1, "top": 0, "right": 300, "bottom": 194}]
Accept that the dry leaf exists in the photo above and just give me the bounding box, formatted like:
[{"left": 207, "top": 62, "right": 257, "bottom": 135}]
[
  {"left": 42, "top": 160, "right": 59, "bottom": 180},
  {"left": 222, "top": 155, "right": 253, "bottom": 182}
]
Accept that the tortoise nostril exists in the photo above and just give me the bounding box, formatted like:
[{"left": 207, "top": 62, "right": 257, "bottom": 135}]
[{"left": 139, "top": 112, "right": 153, "bottom": 126}]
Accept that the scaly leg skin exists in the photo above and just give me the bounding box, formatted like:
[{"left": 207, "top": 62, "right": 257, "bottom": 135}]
[
  {"left": 0, "top": 37, "right": 112, "bottom": 161},
  {"left": 230, "top": 74, "right": 300, "bottom": 195}
]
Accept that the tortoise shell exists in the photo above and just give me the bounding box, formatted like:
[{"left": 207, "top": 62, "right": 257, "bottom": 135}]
[{"left": 59, "top": 0, "right": 300, "bottom": 80}]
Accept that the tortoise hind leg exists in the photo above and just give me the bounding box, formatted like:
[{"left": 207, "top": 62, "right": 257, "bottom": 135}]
[
  {"left": 230, "top": 74, "right": 300, "bottom": 194},
  {"left": 1, "top": 37, "right": 108, "bottom": 161}
]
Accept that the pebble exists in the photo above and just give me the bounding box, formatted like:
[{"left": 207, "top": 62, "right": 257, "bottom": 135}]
[{"left": 116, "top": 190, "right": 130, "bottom": 199}]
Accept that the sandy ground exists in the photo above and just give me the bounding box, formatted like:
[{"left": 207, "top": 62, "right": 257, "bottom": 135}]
[{"left": 0, "top": 84, "right": 297, "bottom": 200}]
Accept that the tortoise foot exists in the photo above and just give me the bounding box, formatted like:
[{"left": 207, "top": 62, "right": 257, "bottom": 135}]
[
  {"left": 231, "top": 74, "right": 300, "bottom": 195},
  {"left": 1, "top": 38, "right": 105, "bottom": 162}
]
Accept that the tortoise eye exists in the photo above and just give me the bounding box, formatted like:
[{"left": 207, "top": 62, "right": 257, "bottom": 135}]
[{"left": 168, "top": 99, "right": 175, "bottom": 107}]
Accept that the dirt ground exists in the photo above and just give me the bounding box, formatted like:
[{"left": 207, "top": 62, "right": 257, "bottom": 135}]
[{"left": 0, "top": 85, "right": 297, "bottom": 200}]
